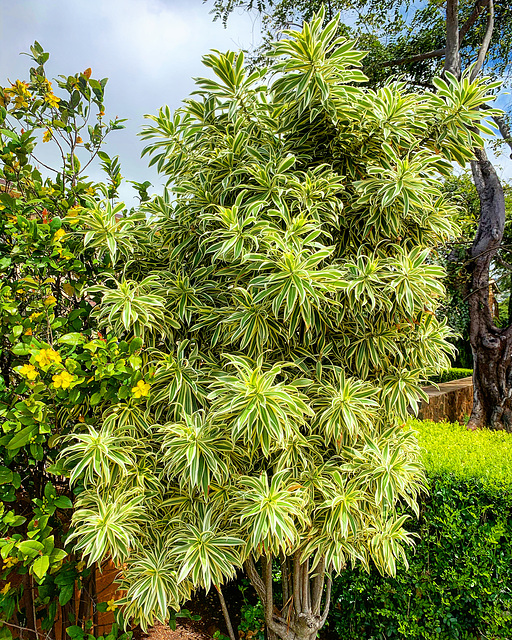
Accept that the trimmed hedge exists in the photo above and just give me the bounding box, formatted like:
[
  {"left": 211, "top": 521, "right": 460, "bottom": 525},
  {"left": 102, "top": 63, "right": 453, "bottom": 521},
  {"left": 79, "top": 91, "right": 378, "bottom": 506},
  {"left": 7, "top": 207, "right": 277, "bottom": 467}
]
[
  {"left": 429, "top": 368, "right": 473, "bottom": 384},
  {"left": 325, "top": 421, "right": 512, "bottom": 640}
]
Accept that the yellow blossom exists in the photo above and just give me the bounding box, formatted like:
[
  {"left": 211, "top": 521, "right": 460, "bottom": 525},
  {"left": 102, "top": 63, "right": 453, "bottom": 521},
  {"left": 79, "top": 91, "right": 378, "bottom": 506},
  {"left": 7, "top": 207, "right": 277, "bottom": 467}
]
[
  {"left": 53, "top": 228, "right": 66, "bottom": 243},
  {"left": 0, "top": 583, "right": 11, "bottom": 595},
  {"left": 52, "top": 370, "right": 74, "bottom": 389},
  {"left": 45, "top": 93, "right": 60, "bottom": 108},
  {"left": 5, "top": 80, "right": 30, "bottom": 97},
  {"left": 34, "top": 348, "right": 62, "bottom": 367},
  {"left": 132, "top": 379, "right": 151, "bottom": 398},
  {"left": 24, "top": 328, "right": 33, "bottom": 336},
  {"left": 19, "top": 364, "right": 38, "bottom": 380},
  {"left": 43, "top": 128, "right": 52, "bottom": 143},
  {"left": 85, "top": 186, "right": 96, "bottom": 196},
  {"left": 76, "top": 136, "right": 83, "bottom": 144},
  {"left": 29, "top": 312, "right": 43, "bottom": 322},
  {"left": 3, "top": 557, "right": 18, "bottom": 569},
  {"left": 106, "top": 599, "right": 117, "bottom": 612}
]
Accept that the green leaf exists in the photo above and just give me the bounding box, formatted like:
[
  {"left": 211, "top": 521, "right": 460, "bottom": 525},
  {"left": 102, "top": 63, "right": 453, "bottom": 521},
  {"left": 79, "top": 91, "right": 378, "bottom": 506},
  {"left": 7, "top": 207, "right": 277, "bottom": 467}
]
[
  {"left": 54, "top": 496, "right": 73, "bottom": 509},
  {"left": 58, "top": 333, "right": 85, "bottom": 346},
  {"left": 32, "top": 554, "right": 50, "bottom": 580},
  {"left": 6, "top": 425, "right": 38, "bottom": 450},
  {"left": 59, "top": 584, "right": 75, "bottom": 606},
  {"left": 11, "top": 343, "right": 31, "bottom": 355},
  {"left": 0, "top": 466, "right": 13, "bottom": 484},
  {"left": 18, "top": 540, "right": 44, "bottom": 557}
]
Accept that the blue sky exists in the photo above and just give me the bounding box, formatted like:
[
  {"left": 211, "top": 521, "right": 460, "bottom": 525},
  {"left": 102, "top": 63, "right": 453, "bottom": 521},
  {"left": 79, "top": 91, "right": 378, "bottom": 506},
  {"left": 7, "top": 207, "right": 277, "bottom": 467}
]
[{"left": 1, "top": 0, "right": 510, "bottom": 204}]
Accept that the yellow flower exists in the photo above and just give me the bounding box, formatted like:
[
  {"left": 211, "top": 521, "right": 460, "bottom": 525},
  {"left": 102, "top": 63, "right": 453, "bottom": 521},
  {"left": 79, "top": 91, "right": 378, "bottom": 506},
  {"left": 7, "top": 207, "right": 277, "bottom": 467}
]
[
  {"left": 1, "top": 583, "right": 11, "bottom": 595},
  {"left": 53, "top": 228, "right": 66, "bottom": 243},
  {"left": 19, "top": 364, "right": 38, "bottom": 380},
  {"left": 52, "top": 370, "right": 74, "bottom": 389},
  {"left": 5, "top": 80, "right": 30, "bottom": 97},
  {"left": 45, "top": 93, "right": 60, "bottom": 108},
  {"left": 3, "top": 557, "right": 18, "bottom": 569},
  {"left": 24, "top": 328, "right": 33, "bottom": 336},
  {"left": 85, "top": 187, "right": 96, "bottom": 196},
  {"left": 44, "top": 295, "right": 57, "bottom": 306},
  {"left": 106, "top": 599, "right": 117, "bottom": 612},
  {"left": 29, "top": 312, "right": 43, "bottom": 322},
  {"left": 43, "top": 128, "right": 52, "bottom": 143},
  {"left": 132, "top": 379, "right": 151, "bottom": 398},
  {"left": 76, "top": 136, "right": 83, "bottom": 144},
  {"left": 34, "top": 348, "right": 62, "bottom": 367}
]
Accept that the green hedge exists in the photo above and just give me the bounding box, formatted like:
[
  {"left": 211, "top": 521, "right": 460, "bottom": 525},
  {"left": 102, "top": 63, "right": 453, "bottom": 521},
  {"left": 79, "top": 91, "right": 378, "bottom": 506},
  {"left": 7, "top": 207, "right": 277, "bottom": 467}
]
[
  {"left": 429, "top": 368, "right": 473, "bottom": 384},
  {"left": 325, "top": 421, "right": 512, "bottom": 640}
]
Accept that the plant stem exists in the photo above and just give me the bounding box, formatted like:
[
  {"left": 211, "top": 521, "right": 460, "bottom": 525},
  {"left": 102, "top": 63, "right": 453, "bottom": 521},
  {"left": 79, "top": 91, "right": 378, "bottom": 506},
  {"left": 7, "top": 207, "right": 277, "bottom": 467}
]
[{"left": 215, "top": 584, "right": 236, "bottom": 640}]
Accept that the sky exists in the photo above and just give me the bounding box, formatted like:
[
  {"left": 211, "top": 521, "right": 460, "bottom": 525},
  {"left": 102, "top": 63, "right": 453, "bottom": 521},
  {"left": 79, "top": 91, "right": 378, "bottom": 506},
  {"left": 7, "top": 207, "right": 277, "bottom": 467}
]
[
  {"left": 0, "top": 0, "right": 263, "bottom": 203},
  {"left": 1, "top": 0, "right": 511, "bottom": 205}
]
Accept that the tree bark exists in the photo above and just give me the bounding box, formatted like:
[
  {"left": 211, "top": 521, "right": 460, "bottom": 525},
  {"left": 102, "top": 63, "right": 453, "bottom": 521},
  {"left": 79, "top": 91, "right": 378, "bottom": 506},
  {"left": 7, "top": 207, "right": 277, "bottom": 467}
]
[
  {"left": 444, "top": 0, "right": 461, "bottom": 78},
  {"left": 467, "top": 147, "right": 511, "bottom": 431}
]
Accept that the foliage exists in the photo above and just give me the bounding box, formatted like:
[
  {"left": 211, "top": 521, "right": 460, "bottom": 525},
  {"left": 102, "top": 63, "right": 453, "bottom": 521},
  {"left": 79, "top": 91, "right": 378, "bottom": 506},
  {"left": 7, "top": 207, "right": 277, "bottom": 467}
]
[
  {"left": 326, "top": 421, "right": 512, "bottom": 639},
  {"left": 428, "top": 368, "right": 473, "bottom": 384},
  {"left": 207, "top": 0, "right": 512, "bottom": 90},
  {"left": 412, "top": 418, "right": 512, "bottom": 485},
  {"left": 58, "top": 12, "right": 503, "bottom": 640},
  {"left": 0, "top": 44, "right": 145, "bottom": 640}
]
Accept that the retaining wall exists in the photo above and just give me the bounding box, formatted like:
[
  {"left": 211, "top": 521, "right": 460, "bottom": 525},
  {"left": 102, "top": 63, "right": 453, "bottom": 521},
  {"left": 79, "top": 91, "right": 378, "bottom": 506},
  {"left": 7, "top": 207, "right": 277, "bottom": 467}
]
[{"left": 417, "top": 376, "right": 474, "bottom": 423}]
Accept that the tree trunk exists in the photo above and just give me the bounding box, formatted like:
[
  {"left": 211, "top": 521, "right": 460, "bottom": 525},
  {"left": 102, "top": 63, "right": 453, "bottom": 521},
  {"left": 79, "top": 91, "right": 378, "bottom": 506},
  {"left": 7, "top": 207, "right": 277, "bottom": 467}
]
[
  {"left": 244, "top": 554, "right": 331, "bottom": 640},
  {"left": 467, "top": 148, "right": 511, "bottom": 431}
]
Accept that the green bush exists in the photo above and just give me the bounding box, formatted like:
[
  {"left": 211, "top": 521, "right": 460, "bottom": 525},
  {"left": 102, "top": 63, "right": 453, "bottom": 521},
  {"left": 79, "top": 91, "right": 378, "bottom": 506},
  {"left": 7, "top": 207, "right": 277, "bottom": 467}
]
[
  {"left": 326, "top": 421, "right": 512, "bottom": 640},
  {"left": 414, "top": 419, "right": 512, "bottom": 485},
  {"left": 429, "top": 368, "right": 473, "bottom": 384}
]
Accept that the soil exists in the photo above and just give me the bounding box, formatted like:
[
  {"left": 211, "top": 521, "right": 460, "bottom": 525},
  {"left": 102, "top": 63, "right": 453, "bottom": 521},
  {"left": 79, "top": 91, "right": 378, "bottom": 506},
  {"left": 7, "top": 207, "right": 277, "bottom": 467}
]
[{"left": 143, "top": 573, "right": 253, "bottom": 640}]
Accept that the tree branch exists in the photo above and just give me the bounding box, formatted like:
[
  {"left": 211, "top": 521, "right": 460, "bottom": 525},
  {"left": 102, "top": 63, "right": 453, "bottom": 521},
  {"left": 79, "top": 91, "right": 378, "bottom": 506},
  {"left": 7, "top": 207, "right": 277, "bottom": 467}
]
[
  {"left": 311, "top": 558, "right": 326, "bottom": 616},
  {"left": 319, "top": 575, "right": 332, "bottom": 626},
  {"left": 215, "top": 584, "right": 237, "bottom": 640},
  {"left": 460, "top": 0, "right": 490, "bottom": 40},
  {"left": 497, "top": 256, "right": 512, "bottom": 272},
  {"left": 470, "top": 0, "right": 494, "bottom": 81},
  {"left": 244, "top": 556, "right": 266, "bottom": 604},
  {"left": 292, "top": 551, "right": 302, "bottom": 614},
  {"left": 481, "top": 105, "right": 512, "bottom": 159},
  {"left": 262, "top": 555, "right": 292, "bottom": 638},
  {"left": 380, "top": 48, "right": 446, "bottom": 69},
  {"left": 301, "top": 558, "right": 310, "bottom": 614}
]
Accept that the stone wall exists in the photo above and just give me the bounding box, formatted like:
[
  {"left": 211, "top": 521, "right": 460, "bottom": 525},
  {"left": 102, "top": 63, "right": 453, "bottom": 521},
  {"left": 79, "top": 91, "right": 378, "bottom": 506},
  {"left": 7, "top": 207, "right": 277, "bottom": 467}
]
[{"left": 417, "top": 376, "right": 473, "bottom": 423}]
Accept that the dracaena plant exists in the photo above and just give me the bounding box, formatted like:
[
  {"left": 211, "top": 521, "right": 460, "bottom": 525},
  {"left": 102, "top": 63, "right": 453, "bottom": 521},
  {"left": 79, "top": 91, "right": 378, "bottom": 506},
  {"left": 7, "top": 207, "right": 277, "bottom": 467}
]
[{"left": 63, "top": 8, "right": 501, "bottom": 640}]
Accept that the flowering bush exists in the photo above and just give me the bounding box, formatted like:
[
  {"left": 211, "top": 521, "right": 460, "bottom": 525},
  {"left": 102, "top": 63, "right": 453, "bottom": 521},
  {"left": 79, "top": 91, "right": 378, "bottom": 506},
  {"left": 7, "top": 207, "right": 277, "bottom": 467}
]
[{"left": 0, "top": 43, "right": 142, "bottom": 640}]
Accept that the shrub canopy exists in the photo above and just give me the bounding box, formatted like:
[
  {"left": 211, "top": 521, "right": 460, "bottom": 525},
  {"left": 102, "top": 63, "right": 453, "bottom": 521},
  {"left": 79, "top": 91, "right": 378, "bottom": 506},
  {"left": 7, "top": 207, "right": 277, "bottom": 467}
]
[{"left": 55, "top": 10, "right": 500, "bottom": 639}]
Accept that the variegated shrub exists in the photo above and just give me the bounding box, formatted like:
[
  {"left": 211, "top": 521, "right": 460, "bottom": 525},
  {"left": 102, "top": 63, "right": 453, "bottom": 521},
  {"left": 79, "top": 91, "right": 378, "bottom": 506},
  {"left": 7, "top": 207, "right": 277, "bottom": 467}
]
[{"left": 64, "top": 9, "right": 500, "bottom": 640}]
